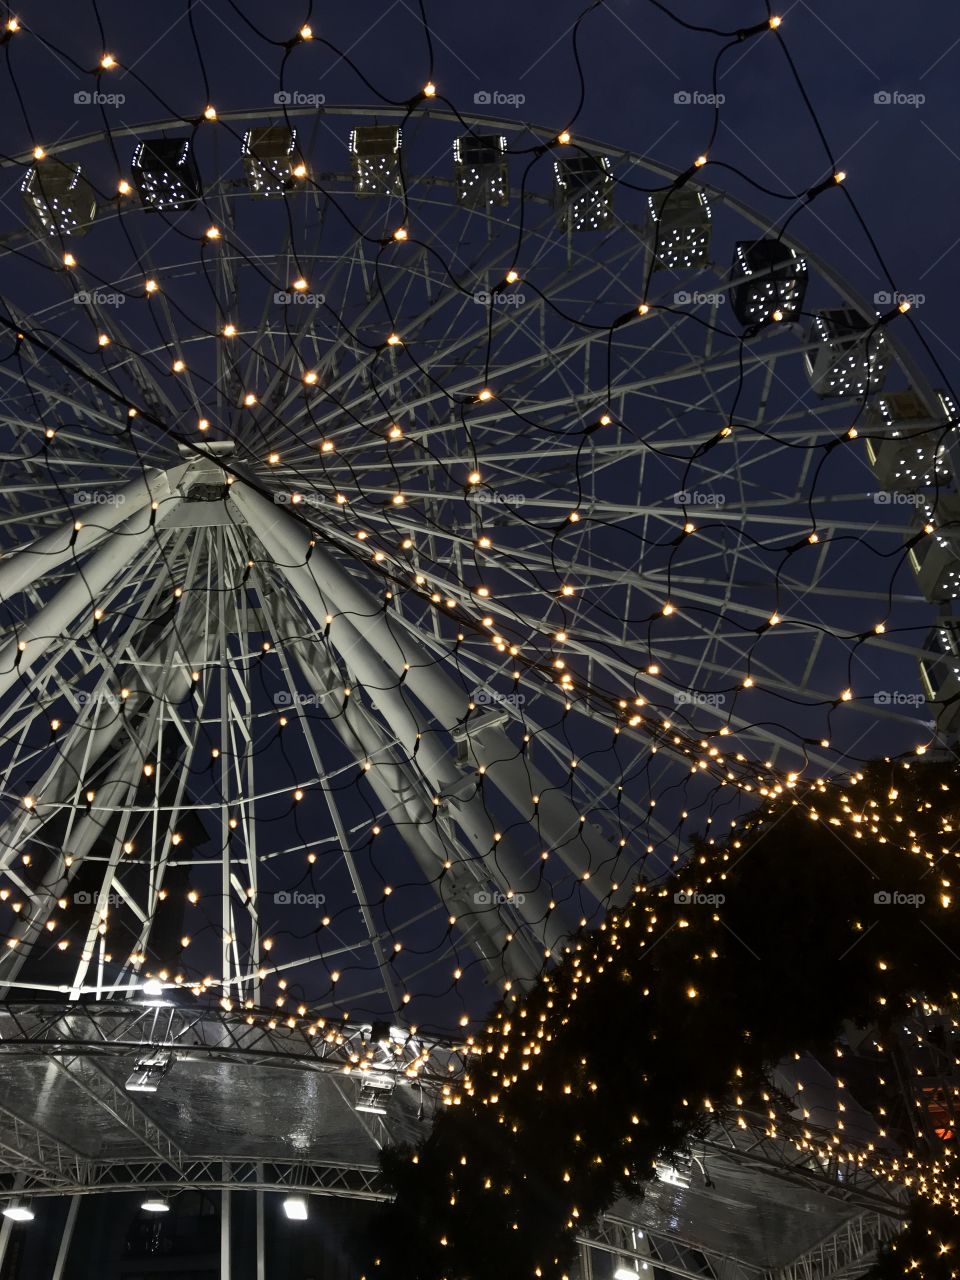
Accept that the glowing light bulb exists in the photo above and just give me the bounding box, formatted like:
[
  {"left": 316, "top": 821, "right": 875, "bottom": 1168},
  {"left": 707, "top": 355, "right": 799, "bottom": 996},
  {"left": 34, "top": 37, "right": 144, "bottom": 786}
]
[
  {"left": 204, "top": 104, "right": 217, "bottom": 120},
  {"left": 205, "top": 226, "right": 221, "bottom": 240},
  {"left": 33, "top": 145, "right": 45, "bottom": 159},
  {"left": 118, "top": 179, "right": 131, "bottom": 195},
  {"left": 100, "top": 53, "right": 116, "bottom": 69},
  {"left": 145, "top": 278, "right": 158, "bottom": 294},
  {"left": 695, "top": 154, "right": 708, "bottom": 167},
  {"left": 300, "top": 23, "right": 313, "bottom": 38},
  {"left": 423, "top": 81, "right": 437, "bottom": 97},
  {"left": 292, "top": 162, "right": 307, "bottom": 178},
  {"left": 386, "top": 333, "right": 402, "bottom": 346},
  {"left": 557, "top": 130, "right": 572, "bottom": 145},
  {"left": 222, "top": 323, "right": 237, "bottom": 337},
  {"left": 769, "top": 14, "right": 782, "bottom": 27}
]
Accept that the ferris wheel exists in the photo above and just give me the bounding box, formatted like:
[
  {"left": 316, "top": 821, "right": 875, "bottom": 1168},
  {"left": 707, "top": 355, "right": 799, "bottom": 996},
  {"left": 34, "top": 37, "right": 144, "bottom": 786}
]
[{"left": 0, "top": 103, "right": 946, "bottom": 1040}]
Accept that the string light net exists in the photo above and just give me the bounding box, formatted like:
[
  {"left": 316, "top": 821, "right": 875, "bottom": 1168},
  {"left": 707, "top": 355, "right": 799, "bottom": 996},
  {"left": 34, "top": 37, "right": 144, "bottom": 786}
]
[{"left": 0, "top": 6, "right": 957, "bottom": 1267}]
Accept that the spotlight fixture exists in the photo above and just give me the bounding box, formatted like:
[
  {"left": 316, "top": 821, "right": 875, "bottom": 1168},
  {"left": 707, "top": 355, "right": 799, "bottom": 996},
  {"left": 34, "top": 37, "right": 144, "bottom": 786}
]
[
  {"left": 125, "top": 1049, "right": 173, "bottom": 1093},
  {"left": 141, "top": 1198, "right": 170, "bottom": 1213},
  {"left": 282, "top": 1196, "right": 308, "bottom": 1220},
  {"left": 2, "top": 1204, "right": 34, "bottom": 1222}
]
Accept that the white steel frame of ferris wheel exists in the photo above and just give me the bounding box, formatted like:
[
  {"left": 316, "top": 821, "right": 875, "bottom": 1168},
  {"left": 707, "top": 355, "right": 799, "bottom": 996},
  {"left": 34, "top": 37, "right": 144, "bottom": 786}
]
[{"left": 0, "top": 107, "right": 942, "bottom": 1012}]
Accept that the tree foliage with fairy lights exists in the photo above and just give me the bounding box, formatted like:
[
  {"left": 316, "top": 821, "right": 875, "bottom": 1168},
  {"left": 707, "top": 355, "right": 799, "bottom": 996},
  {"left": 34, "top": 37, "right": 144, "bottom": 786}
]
[{"left": 360, "top": 756, "right": 960, "bottom": 1280}]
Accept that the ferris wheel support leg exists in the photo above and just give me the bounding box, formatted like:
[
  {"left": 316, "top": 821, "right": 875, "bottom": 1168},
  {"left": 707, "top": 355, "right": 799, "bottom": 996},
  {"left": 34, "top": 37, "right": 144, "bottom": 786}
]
[
  {"left": 234, "top": 481, "right": 629, "bottom": 900},
  {"left": 287, "top": 632, "right": 541, "bottom": 983},
  {"left": 0, "top": 505, "right": 181, "bottom": 704},
  {"left": 236, "top": 486, "right": 568, "bottom": 958},
  {"left": 288, "top": 640, "right": 535, "bottom": 977},
  {"left": 324, "top": 612, "right": 570, "bottom": 957},
  {"left": 0, "top": 466, "right": 185, "bottom": 606}
]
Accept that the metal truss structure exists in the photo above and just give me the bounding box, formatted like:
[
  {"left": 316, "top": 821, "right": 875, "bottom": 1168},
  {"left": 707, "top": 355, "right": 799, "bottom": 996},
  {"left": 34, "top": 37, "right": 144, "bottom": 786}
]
[
  {"left": 0, "top": 1001, "right": 458, "bottom": 1080},
  {"left": 577, "top": 1208, "right": 903, "bottom": 1280},
  {"left": 0, "top": 1156, "right": 385, "bottom": 1203}
]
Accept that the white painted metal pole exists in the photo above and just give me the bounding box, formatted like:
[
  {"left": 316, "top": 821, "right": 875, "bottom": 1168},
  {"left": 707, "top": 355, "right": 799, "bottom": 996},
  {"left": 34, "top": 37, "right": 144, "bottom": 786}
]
[
  {"left": 256, "top": 1176, "right": 265, "bottom": 1280},
  {"left": 51, "top": 1195, "right": 80, "bottom": 1280},
  {"left": 0, "top": 466, "right": 185, "bottom": 604},
  {"left": 0, "top": 506, "right": 181, "bottom": 702},
  {"left": 235, "top": 483, "right": 629, "bottom": 900},
  {"left": 221, "top": 1165, "right": 231, "bottom": 1280}
]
